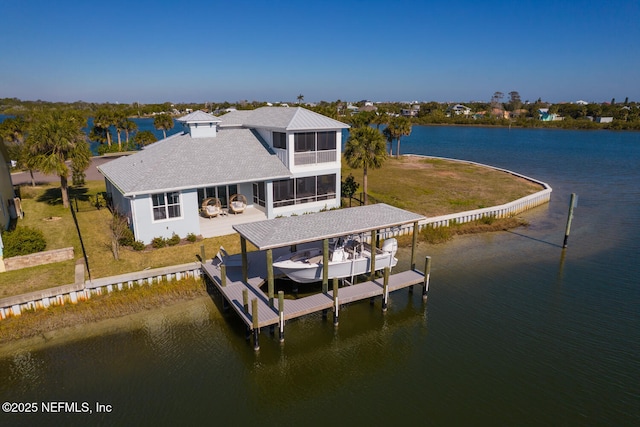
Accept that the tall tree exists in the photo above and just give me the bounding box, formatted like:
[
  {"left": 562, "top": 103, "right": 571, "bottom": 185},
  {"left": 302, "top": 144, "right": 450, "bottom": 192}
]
[
  {"left": 113, "top": 110, "right": 126, "bottom": 150},
  {"left": 386, "top": 116, "right": 412, "bottom": 159},
  {"left": 0, "top": 116, "right": 35, "bottom": 185},
  {"left": 93, "top": 108, "right": 115, "bottom": 147},
  {"left": 25, "top": 110, "right": 91, "bottom": 208},
  {"left": 344, "top": 126, "right": 387, "bottom": 205},
  {"left": 153, "top": 113, "right": 174, "bottom": 139},
  {"left": 372, "top": 109, "right": 388, "bottom": 130},
  {"left": 297, "top": 94, "right": 304, "bottom": 104},
  {"left": 122, "top": 118, "right": 138, "bottom": 145},
  {"left": 132, "top": 130, "right": 157, "bottom": 149}
]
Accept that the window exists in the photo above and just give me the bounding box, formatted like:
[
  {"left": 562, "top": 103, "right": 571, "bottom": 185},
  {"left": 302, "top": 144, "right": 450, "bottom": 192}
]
[
  {"left": 317, "top": 174, "right": 336, "bottom": 200},
  {"left": 272, "top": 174, "right": 337, "bottom": 207},
  {"left": 152, "top": 192, "right": 181, "bottom": 221},
  {"left": 294, "top": 132, "right": 315, "bottom": 152},
  {"left": 296, "top": 176, "right": 316, "bottom": 204},
  {"left": 273, "top": 132, "right": 287, "bottom": 149},
  {"left": 273, "top": 179, "right": 295, "bottom": 207},
  {"left": 317, "top": 132, "right": 336, "bottom": 150}
]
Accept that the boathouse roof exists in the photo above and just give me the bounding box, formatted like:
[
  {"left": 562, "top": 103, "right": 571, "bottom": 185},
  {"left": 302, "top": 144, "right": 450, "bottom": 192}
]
[{"left": 233, "top": 203, "right": 426, "bottom": 250}]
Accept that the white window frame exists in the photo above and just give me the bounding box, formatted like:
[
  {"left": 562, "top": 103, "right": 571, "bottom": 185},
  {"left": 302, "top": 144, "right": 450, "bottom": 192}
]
[{"left": 151, "top": 191, "right": 183, "bottom": 222}]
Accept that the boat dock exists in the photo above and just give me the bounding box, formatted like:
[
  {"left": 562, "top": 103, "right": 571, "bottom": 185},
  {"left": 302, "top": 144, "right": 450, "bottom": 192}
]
[
  {"left": 201, "top": 204, "right": 431, "bottom": 350},
  {"left": 202, "top": 252, "right": 428, "bottom": 330}
]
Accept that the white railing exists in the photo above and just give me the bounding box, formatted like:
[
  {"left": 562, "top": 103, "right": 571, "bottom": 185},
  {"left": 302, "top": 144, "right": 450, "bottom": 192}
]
[{"left": 294, "top": 150, "right": 337, "bottom": 165}]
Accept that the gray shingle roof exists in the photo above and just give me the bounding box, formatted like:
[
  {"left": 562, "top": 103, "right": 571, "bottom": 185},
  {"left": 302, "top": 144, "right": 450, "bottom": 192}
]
[
  {"left": 177, "top": 110, "right": 221, "bottom": 123},
  {"left": 234, "top": 204, "right": 426, "bottom": 250},
  {"left": 219, "top": 107, "right": 349, "bottom": 131},
  {"left": 98, "top": 128, "right": 292, "bottom": 196}
]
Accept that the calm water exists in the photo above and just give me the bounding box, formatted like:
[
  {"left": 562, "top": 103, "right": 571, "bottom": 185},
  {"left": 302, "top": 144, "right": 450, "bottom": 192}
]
[{"left": 1, "top": 126, "right": 639, "bottom": 426}]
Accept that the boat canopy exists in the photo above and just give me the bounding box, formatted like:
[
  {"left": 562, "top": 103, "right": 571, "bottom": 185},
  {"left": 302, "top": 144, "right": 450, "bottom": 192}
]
[{"left": 233, "top": 203, "right": 425, "bottom": 250}]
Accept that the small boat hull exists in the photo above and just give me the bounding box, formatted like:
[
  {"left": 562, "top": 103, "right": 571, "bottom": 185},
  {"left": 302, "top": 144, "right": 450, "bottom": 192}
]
[{"left": 273, "top": 239, "right": 398, "bottom": 283}]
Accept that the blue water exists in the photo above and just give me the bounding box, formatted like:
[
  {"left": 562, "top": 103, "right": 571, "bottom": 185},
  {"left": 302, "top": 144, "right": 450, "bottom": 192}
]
[{"left": 1, "top": 125, "right": 639, "bottom": 425}]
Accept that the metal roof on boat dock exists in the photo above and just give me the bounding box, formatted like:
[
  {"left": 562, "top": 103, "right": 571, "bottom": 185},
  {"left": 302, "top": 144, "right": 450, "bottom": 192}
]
[{"left": 233, "top": 203, "right": 426, "bottom": 250}]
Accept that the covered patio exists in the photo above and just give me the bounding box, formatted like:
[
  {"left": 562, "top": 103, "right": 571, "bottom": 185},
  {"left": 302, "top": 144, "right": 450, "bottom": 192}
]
[{"left": 198, "top": 206, "right": 268, "bottom": 238}]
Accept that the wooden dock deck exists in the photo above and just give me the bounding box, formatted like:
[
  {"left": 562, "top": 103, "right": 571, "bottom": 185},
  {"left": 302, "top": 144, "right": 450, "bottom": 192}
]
[{"left": 201, "top": 249, "right": 426, "bottom": 330}]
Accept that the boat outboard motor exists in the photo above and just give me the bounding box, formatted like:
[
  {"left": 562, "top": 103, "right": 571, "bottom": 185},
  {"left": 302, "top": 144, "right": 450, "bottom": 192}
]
[{"left": 381, "top": 238, "right": 398, "bottom": 257}]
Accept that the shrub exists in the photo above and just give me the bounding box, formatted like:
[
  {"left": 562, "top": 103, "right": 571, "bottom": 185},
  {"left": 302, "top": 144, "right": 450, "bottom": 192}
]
[
  {"left": 131, "top": 241, "right": 146, "bottom": 251},
  {"left": 118, "top": 227, "right": 135, "bottom": 247},
  {"left": 186, "top": 233, "right": 197, "bottom": 243},
  {"left": 167, "top": 233, "right": 181, "bottom": 246},
  {"left": 421, "top": 224, "right": 453, "bottom": 244},
  {"left": 151, "top": 237, "right": 167, "bottom": 249},
  {"left": 479, "top": 214, "right": 496, "bottom": 225},
  {"left": 2, "top": 226, "right": 47, "bottom": 257}
]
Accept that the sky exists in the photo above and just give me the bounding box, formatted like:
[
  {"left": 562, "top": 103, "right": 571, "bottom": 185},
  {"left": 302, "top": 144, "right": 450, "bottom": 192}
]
[{"left": 1, "top": 0, "right": 639, "bottom": 104}]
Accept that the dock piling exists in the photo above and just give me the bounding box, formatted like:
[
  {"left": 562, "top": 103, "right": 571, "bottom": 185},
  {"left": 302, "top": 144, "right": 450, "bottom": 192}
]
[
  {"left": 563, "top": 193, "right": 577, "bottom": 248},
  {"left": 382, "top": 267, "right": 389, "bottom": 312},
  {"left": 242, "top": 289, "right": 248, "bottom": 314},
  {"left": 252, "top": 298, "right": 259, "bottom": 351},
  {"left": 423, "top": 256, "right": 431, "bottom": 300},
  {"left": 278, "top": 291, "right": 285, "bottom": 342},
  {"left": 333, "top": 277, "right": 339, "bottom": 326}
]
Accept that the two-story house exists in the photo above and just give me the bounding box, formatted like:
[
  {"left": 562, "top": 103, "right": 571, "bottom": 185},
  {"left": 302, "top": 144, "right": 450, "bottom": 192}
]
[{"left": 98, "top": 107, "right": 349, "bottom": 244}]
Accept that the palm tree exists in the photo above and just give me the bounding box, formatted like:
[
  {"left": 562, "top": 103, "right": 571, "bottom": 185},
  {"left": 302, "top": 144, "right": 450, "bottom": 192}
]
[
  {"left": 93, "top": 108, "right": 115, "bottom": 147},
  {"left": 25, "top": 110, "right": 91, "bottom": 208},
  {"left": 344, "top": 126, "right": 387, "bottom": 205},
  {"left": 297, "top": 94, "right": 304, "bottom": 104},
  {"left": 386, "top": 116, "right": 412, "bottom": 159},
  {"left": 122, "top": 118, "right": 138, "bottom": 147},
  {"left": 153, "top": 113, "right": 174, "bottom": 139},
  {"left": 0, "top": 116, "right": 35, "bottom": 185},
  {"left": 382, "top": 126, "right": 395, "bottom": 156},
  {"left": 372, "top": 109, "right": 388, "bottom": 130}
]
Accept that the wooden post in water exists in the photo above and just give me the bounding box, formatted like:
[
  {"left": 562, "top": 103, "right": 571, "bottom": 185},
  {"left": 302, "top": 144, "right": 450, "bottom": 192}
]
[
  {"left": 382, "top": 267, "right": 390, "bottom": 312},
  {"left": 411, "top": 221, "right": 419, "bottom": 270},
  {"left": 423, "top": 256, "right": 431, "bottom": 300},
  {"left": 278, "top": 291, "right": 285, "bottom": 342},
  {"left": 266, "top": 249, "right": 274, "bottom": 307},
  {"left": 252, "top": 298, "right": 259, "bottom": 351},
  {"left": 333, "top": 277, "right": 339, "bottom": 326},
  {"left": 242, "top": 288, "right": 249, "bottom": 314},
  {"left": 240, "top": 236, "right": 248, "bottom": 282},
  {"left": 370, "top": 229, "right": 377, "bottom": 280},
  {"left": 563, "top": 193, "right": 577, "bottom": 249},
  {"left": 322, "top": 238, "right": 329, "bottom": 293}
]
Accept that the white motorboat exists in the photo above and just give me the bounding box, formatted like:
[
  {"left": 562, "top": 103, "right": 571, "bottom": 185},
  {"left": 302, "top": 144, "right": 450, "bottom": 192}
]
[{"left": 272, "top": 236, "right": 398, "bottom": 283}]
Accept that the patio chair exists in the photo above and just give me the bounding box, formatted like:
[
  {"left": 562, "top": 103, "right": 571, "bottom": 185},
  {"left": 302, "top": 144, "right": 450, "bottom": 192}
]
[
  {"left": 229, "top": 194, "right": 247, "bottom": 214},
  {"left": 201, "top": 197, "right": 222, "bottom": 218}
]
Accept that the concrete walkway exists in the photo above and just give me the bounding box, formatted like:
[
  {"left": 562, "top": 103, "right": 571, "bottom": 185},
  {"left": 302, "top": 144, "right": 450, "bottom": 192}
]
[{"left": 10, "top": 155, "right": 125, "bottom": 185}]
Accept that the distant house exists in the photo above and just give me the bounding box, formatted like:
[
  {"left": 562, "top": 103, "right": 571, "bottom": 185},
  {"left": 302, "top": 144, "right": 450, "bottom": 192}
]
[
  {"left": 576, "top": 100, "right": 588, "bottom": 105},
  {"left": 448, "top": 104, "right": 471, "bottom": 117},
  {"left": 0, "top": 141, "right": 17, "bottom": 271},
  {"left": 401, "top": 105, "right": 420, "bottom": 117},
  {"left": 98, "top": 108, "right": 349, "bottom": 244},
  {"left": 595, "top": 116, "right": 613, "bottom": 123},
  {"left": 538, "top": 108, "right": 563, "bottom": 121}
]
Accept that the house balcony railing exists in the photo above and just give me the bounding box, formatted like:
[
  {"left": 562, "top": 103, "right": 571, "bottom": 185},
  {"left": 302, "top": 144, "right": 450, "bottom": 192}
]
[{"left": 294, "top": 150, "right": 337, "bottom": 166}]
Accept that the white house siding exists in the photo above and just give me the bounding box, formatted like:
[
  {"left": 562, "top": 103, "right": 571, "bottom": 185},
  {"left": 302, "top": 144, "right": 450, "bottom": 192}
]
[
  {"left": 132, "top": 189, "right": 200, "bottom": 244},
  {"left": 0, "top": 154, "right": 14, "bottom": 231}
]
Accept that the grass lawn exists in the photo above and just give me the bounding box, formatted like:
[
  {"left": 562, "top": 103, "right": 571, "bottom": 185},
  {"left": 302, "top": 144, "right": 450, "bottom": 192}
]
[
  {"left": 342, "top": 156, "right": 543, "bottom": 216},
  {"left": 1, "top": 181, "right": 241, "bottom": 297},
  {"left": 1, "top": 156, "right": 543, "bottom": 298}
]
